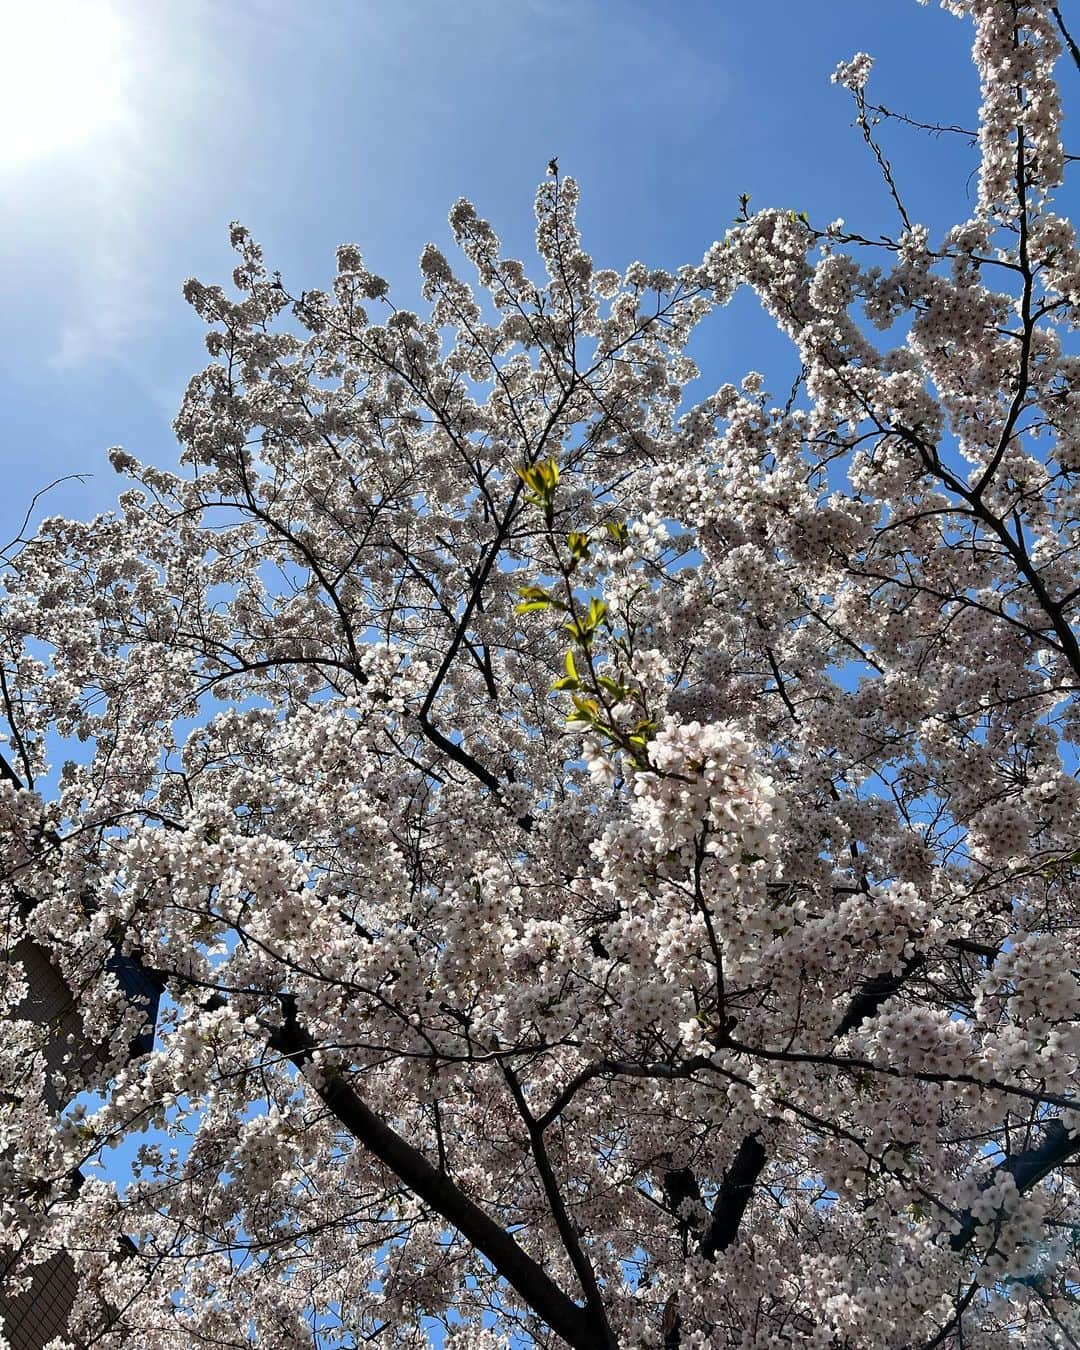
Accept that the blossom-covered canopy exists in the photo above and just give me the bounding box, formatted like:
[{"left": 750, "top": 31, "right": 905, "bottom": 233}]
[{"left": 3, "top": 2, "right": 1080, "bottom": 1346}]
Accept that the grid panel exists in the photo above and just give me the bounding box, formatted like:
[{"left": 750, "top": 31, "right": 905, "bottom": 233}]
[{"left": 0, "top": 1251, "right": 78, "bottom": 1350}]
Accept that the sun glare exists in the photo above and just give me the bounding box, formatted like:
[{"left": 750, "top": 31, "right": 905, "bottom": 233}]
[{"left": 0, "top": 0, "right": 129, "bottom": 168}]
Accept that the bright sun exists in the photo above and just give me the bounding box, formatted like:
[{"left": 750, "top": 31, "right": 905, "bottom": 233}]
[{"left": 0, "top": 0, "right": 129, "bottom": 168}]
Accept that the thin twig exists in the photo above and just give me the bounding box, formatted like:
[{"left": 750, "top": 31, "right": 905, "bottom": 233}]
[
  {"left": 0, "top": 473, "right": 92, "bottom": 558},
  {"left": 1052, "top": 5, "right": 1080, "bottom": 75}
]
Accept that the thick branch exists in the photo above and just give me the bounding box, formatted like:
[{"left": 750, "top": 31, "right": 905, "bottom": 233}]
[
  {"left": 268, "top": 1002, "right": 594, "bottom": 1350},
  {"left": 949, "top": 1118, "right": 1080, "bottom": 1251},
  {"left": 834, "top": 954, "right": 926, "bottom": 1037},
  {"left": 699, "top": 1132, "right": 768, "bottom": 1261},
  {"left": 662, "top": 1166, "right": 703, "bottom": 1241}
]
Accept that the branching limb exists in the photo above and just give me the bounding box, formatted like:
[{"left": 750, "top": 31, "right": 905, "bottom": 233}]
[{"left": 267, "top": 999, "right": 596, "bottom": 1350}]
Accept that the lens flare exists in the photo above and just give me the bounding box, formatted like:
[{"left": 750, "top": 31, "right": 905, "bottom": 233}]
[{"left": 0, "top": 0, "right": 130, "bottom": 168}]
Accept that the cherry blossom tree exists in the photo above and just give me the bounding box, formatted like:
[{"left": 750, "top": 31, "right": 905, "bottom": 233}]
[{"left": 4, "top": 2, "right": 1080, "bottom": 1346}]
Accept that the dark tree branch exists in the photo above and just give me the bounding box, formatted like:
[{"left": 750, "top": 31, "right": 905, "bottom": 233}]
[
  {"left": 699, "top": 1132, "right": 769, "bottom": 1261},
  {"left": 1052, "top": 6, "right": 1080, "bottom": 75},
  {"left": 949, "top": 1118, "right": 1080, "bottom": 1251},
  {"left": 662, "top": 1165, "right": 703, "bottom": 1241},
  {"left": 502, "top": 1066, "right": 617, "bottom": 1349},
  {"left": 834, "top": 953, "right": 926, "bottom": 1037},
  {"left": 267, "top": 999, "right": 595, "bottom": 1350}
]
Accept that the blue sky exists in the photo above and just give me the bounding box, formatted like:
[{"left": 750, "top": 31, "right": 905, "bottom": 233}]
[{"left": 0, "top": 0, "right": 982, "bottom": 542}]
